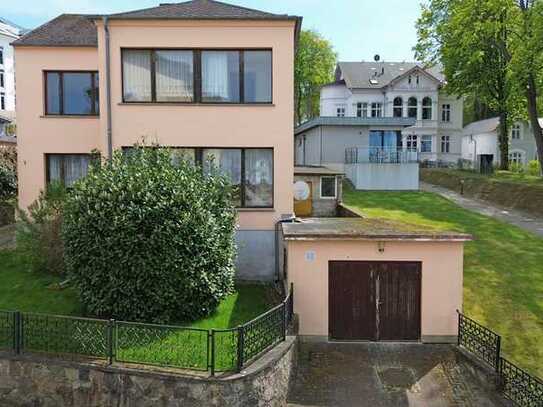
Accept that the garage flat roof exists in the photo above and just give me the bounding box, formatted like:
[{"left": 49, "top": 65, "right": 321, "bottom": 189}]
[
  {"left": 294, "top": 166, "right": 344, "bottom": 176},
  {"left": 282, "top": 218, "right": 473, "bottom": 242}
]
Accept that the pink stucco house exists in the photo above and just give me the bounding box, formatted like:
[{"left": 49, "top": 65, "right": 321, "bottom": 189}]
[{"left": 13, "top": 0, "right": 301, "bottom": 281}]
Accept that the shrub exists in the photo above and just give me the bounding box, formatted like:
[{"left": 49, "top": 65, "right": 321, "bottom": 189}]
[
  {"left": 527, "top": 160, "right": 541, "bottom": 177},
  {"left": 62, "top": 148, "right": 237, "bottom": 323},
  {"left": 0, "top": 146, "right": 17, "bottom": 201},
  {"left": 16, "top": 182, "right": 67, "bottom": 274}
]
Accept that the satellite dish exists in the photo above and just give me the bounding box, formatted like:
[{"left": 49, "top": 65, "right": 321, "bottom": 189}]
[
  {"left": 293, "top": 181, "right": 310, "bottom": 201},
  {"left": 374, "top": 54, "right": 381, "bottom": 62}
]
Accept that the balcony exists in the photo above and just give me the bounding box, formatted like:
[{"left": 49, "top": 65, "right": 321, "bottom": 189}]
[{"left": 345, "top": 147, "right": 420, "bottom": 164}]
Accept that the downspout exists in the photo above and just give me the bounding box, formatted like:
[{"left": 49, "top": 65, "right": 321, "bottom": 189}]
[
  {"left": 103, "top": 16, "right": 113, "bottom": 158},
  {"left": 275, "top": 216, "right": 296, "bottom": 286}
]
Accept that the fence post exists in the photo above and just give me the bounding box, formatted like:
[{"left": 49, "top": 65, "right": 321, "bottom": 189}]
[
  {"left": 237, "top": 325, "right": 244, "bottom": 373},
  {"left": 107, "top": 319, "right": 115, "bottom": 365},
  {"left": 210, "top": 329, "right": 215, "bottom": 377},
  {"left": 456, "top": 310, "right": 461, "bottom": 346},
  {"left": 495, "top": 335, "right": 501, "bottom": 374},
  {"left": 13, "top": 311, "right": 21, "bottom": 354}
]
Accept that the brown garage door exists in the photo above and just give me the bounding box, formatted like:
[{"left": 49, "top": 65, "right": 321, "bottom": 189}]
[{"left": 329, "top": 261, "right": 421, "bottom": 341}]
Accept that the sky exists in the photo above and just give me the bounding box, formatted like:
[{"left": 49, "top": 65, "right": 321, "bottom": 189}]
[{"left": 3, "top": 0, "right": 422, "bottom": 62}]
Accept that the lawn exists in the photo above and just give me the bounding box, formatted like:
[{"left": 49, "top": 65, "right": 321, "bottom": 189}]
[
  {"left": 344, "top": 185, "right": 543, "bottom": 377},
  {"left": 0, "top": 248, "right": 275, "bottom": 372}
]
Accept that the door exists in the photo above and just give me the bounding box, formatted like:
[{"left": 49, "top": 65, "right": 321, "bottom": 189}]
[
  {"left": 329, "top": 261, "right": 421, "bottom": 341},
  {"left": 479, "top": 154, "right": 494, "bottom": 174},
  {"left": 293, "top": 181, "right": 312, "bottom": 217}
]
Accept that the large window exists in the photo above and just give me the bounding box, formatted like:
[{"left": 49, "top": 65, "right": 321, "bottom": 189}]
[
  {"left": 408, "top": 97, "right": 418, "bottom": 118},
  {"left": 122, "top": 49, "right": 272, "bottom": 104},
  {"left": 371, "top": 102, "right": 382, "bottom": 118},
  {"left": 46, "top": 154, "right": 93, "bottom": 187},
  {"left": 509, "top": 151, "right": 523, "bottom": 164},
  {"left": 441, "top": 135, "right": 450, "bottom": 153},
  {"left": 393, "top": 97, "right": 403, "bottom": 117},
  {"left": 45, "top": 71, "right": 99, "bottom": 115},
  {"left": 422, "top": 97, "right": 432, "bottom": 120}
]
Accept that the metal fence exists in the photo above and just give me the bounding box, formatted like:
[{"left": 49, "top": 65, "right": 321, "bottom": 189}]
[
  {"left": 345, "top": 147, "right": 419, "bottom": 164},
  {"left": 457, "top": 311, "right": 543, "bottom": 406},
  {"left": 0, "top": 285, "right": 294, "bottom": 376}
]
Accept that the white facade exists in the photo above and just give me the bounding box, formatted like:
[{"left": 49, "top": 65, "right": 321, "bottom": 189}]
[
  {"left": 319, "top": 64, "right": 464, "bottom": 164},
  {"left": 0, "top": 18, "right": 23, "bottom": 117},
  {"left": 461, "top": 118, "right": 539, "bottom": 168}
]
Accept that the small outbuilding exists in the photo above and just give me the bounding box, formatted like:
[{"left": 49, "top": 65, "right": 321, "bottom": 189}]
[
  {"left": 293, "top": 166, "right": 343, "bottom": 217},
  {"left": 282, "top": 218, "right": 472, "bottom": 343}
]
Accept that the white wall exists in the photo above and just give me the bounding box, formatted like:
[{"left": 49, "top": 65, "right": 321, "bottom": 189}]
[
  {"left": 0, "top": 33, "right": 17, "bottom": 114},
  {"left": 345, "top": 162, "right": 419, "bottom": 190}
]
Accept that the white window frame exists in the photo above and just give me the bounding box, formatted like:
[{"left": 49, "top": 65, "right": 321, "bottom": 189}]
[
  {"left": 421, "top": 135, "right": 433, "bottom": 153},
  {"left": 441, "top": 135, "right": 450, "bottom": 153},
  {"left": 406, "top": 134, "right": 418, "bottom": 150},
  {"left": 320, "top": 176, "right": 337, "bottom": 199},
  {"left": 356, "top": 102, "right": 368, "bottom": 118},
  {"left": 509, "top": 150, "right": 524, "bottom": 164},
  {"left": 511, "top": 124, "right": 521, "bottom": 140},
  {"left": 336, "top": 105, "right": 346, "bottom": 117},
  {"left": 371, "top": 102, "right": 382, "bottom": 118},
  {"left": 442, "top": 104, "right": 451, "bottom": 122}
]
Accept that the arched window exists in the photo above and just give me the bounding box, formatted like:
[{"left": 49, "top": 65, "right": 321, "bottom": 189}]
[
  {"left": 408, "top": 97, "right": 418, "bottom": 118},
  {"left": 393, "top": 97, "right": 403, "bottom": 118},
  {"left": 422, "top": 97, "right": 432, "bottom": 120}
]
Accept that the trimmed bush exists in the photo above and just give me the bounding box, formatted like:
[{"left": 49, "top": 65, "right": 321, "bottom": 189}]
[
  {"left": 62, "top": 148, "right": 237, "bottom": 323},
  {"left": 16, "top": 182, "right": 67, "bottom": 274}
]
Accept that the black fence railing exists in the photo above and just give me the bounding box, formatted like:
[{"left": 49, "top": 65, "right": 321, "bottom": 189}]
[
  {"left": 457, "top": 311, "right": 543, "bottom": 406},
  {"left": 0, "top": 285, "right": 294, "bottom": 376}
]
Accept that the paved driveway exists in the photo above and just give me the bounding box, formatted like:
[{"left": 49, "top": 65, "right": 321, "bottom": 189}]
[{"left": 288, "top": 342, "right": 506, "bottom": 407}]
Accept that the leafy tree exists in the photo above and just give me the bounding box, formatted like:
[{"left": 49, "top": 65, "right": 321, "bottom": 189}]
[
  {"left": 295, "top": 29, "right": 337, "bottom": 125},
  {"left": 0, "top": 146, "right": 17, "bottom": 200},
  {"left": 62, "top": 148, "right": 237, "bottom": 323},
  {"left": 415, "top": 0, "right": 517, "bottom": 169}
]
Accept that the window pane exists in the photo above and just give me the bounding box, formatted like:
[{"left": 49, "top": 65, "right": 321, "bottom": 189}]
[
  {"left": 155, "top": 51, "right": 193, "bottom": 102},
  {"left": 202, "top": 51, "right": 240, "bottom": 102},
  {"left": 321, "top": 177, "right": 336, "bottom": 198},
  {"left": 46, "top": 72, "right": 60, "bottom": 114},
  {"left": 63, "top": 73, "right": 93, "bottom": 114},
  {"left": 244, "top": 51, "right": 271, "bottom": 103},
  {"left": 421, "top": 135, "right": 432, "bottom": 153},
  {"left": 245, "top": 149, "right": 273, "bottom": 207},
  {"left": 47, "top": 155, "right": 62, "bottom": 182},
  {"left": 170, "top": 148, "right": 196, "bottom": 166},
  {"left": 203, "top": 149, "right": 242, "bottom": 206},
  {"left": 64, "top": 155, "right": 91, "bottom": 187},
  {"left": 94, "top": 74, "right": 100, "bottom": 114},
  {"left": 123, "top": 50, "right": 152, "bottom": 102}
]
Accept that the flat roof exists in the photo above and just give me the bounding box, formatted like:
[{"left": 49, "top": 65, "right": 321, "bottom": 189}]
[
  {"left": 282, "top": 218, "right": 472, "bottom": 242},
  {"left": 294, "top": 166, "right": 343, "bottom": 176},
  {"left": 294, "top": 117, "right": 416, "bottom": 135}
]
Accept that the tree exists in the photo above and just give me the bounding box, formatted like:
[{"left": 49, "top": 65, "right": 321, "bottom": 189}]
[
  {"left": 510, "top": 0, "right": 543, "bottom": 174},
  {"left": 62, "top": 148, "right": 237, "bottom": 323},
  {"left": 415, "top": 0, "right": 517, "bottom": 169},
  {"left": 295, "top": 29, "right": 337, "bottom": 125}
]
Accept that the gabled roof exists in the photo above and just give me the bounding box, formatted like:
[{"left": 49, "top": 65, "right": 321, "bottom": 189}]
[
  {"left": 12, "top": 14, "right": 99, "bottom": 47},
  {"left": 336, "top": 61, "right": 445, "bottom": 90},
  {"left": 12, "top": 1, "right": 301, "bottom": 48},
  {"left": 108, "top": 0, "right": 299, "bottom": 21}
]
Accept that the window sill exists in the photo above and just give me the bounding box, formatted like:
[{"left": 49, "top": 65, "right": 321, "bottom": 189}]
[
  {"left": 40, "top": 115, "right": 99, "bottom": 119},
  {"left": 236, "top": 208, "right": 275, "bottom": 212},
  {"left": 118, "top": 102, "right": 275, "bottom": 107}
]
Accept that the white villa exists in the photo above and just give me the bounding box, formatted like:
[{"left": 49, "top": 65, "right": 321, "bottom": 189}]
[
  {"left": 294, "top": 60, "right": 463, "bottom": 190},
  {"left": 461, "top": 117, "right": 540, "bottom": 170},
  {"left": 0, "top": 17, "right": 24, "bottom": 136}
]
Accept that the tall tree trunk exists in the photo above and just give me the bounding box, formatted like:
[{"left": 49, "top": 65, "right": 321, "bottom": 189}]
[
  {"left": 526, "top": 74, "right": 543, "bottom": 174},
  {"left": 295, "top": 86, "right": 302, "bottom": 126},
  {"left": 498, "top": 110, "right": 509, "bottom": 170}
]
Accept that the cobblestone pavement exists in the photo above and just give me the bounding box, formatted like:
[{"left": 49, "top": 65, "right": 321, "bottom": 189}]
[
  {"left": 288, "top": 342, "right": 507, "bottom": 407},
  {"left": 420, "top": 182, "right": 543, "bottom": 238}
]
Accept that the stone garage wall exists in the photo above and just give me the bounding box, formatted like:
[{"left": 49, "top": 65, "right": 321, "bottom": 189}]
[{"left": 0, "top": 337, "right": 297, "bottom": 407}]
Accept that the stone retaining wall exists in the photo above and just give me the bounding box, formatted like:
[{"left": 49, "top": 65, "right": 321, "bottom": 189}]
[{"left": 0, "top": 337, "right": 297, "bottom": 407}]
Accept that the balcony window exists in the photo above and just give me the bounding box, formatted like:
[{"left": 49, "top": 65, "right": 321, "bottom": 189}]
[
  {"left": 421, "top": 135, "right": 432, "bottom": 153},
  {"left": 422, "top": 97, "right": 432, "bottom": 120},
  {"left": 393, "top": 97, "right": 403, "bottom": 117},
  {"left": 46, "top": 154, "right": 93, "bottom": 187},
  {"left": 45, "top": 71, "right": 99, "bottom": 115},
  {"left": 408, "top": 97, "right": 417, "bottom": 118},
  {"left": 442, "top": 104, "right": 451, "bottom": 122},
  {"left": 371, "top": 102, "right": 382, "bottom": 118}
]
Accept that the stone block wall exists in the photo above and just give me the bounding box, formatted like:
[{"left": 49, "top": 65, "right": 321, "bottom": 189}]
[{"left": 0, "top": 337, "right": 297, "bottom": 407}]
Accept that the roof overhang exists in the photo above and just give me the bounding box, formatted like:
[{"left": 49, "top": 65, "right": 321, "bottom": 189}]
[{"left": 295, "top": 117, "right": 417, "bottom": 135}]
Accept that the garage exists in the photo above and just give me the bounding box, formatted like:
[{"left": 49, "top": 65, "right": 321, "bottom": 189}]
[
  {"left": 329, "top": 261, "right": 421, "bottom": 341},
  {"left": 282, "top": 218, "right": 472, "bottom": 343}
]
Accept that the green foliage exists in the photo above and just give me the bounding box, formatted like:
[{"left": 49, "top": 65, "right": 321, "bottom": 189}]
[
  {"left": 16, "top": 182, "right": 67, "bottom": 275},
  {"left": 508, "top": 162, "right": 524, "bottom": 173},
  {"left": 0, "top": 146, "right": 17, "bottom": 201},
  {"left": 527, "top": 159, "right": 541, "bottom": 176},
  {"left": 295, "top": 29, "right": 337, "bottom": 125},
  {"left": 62, "top": 147, "right": 237, "bottom": 323}
]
